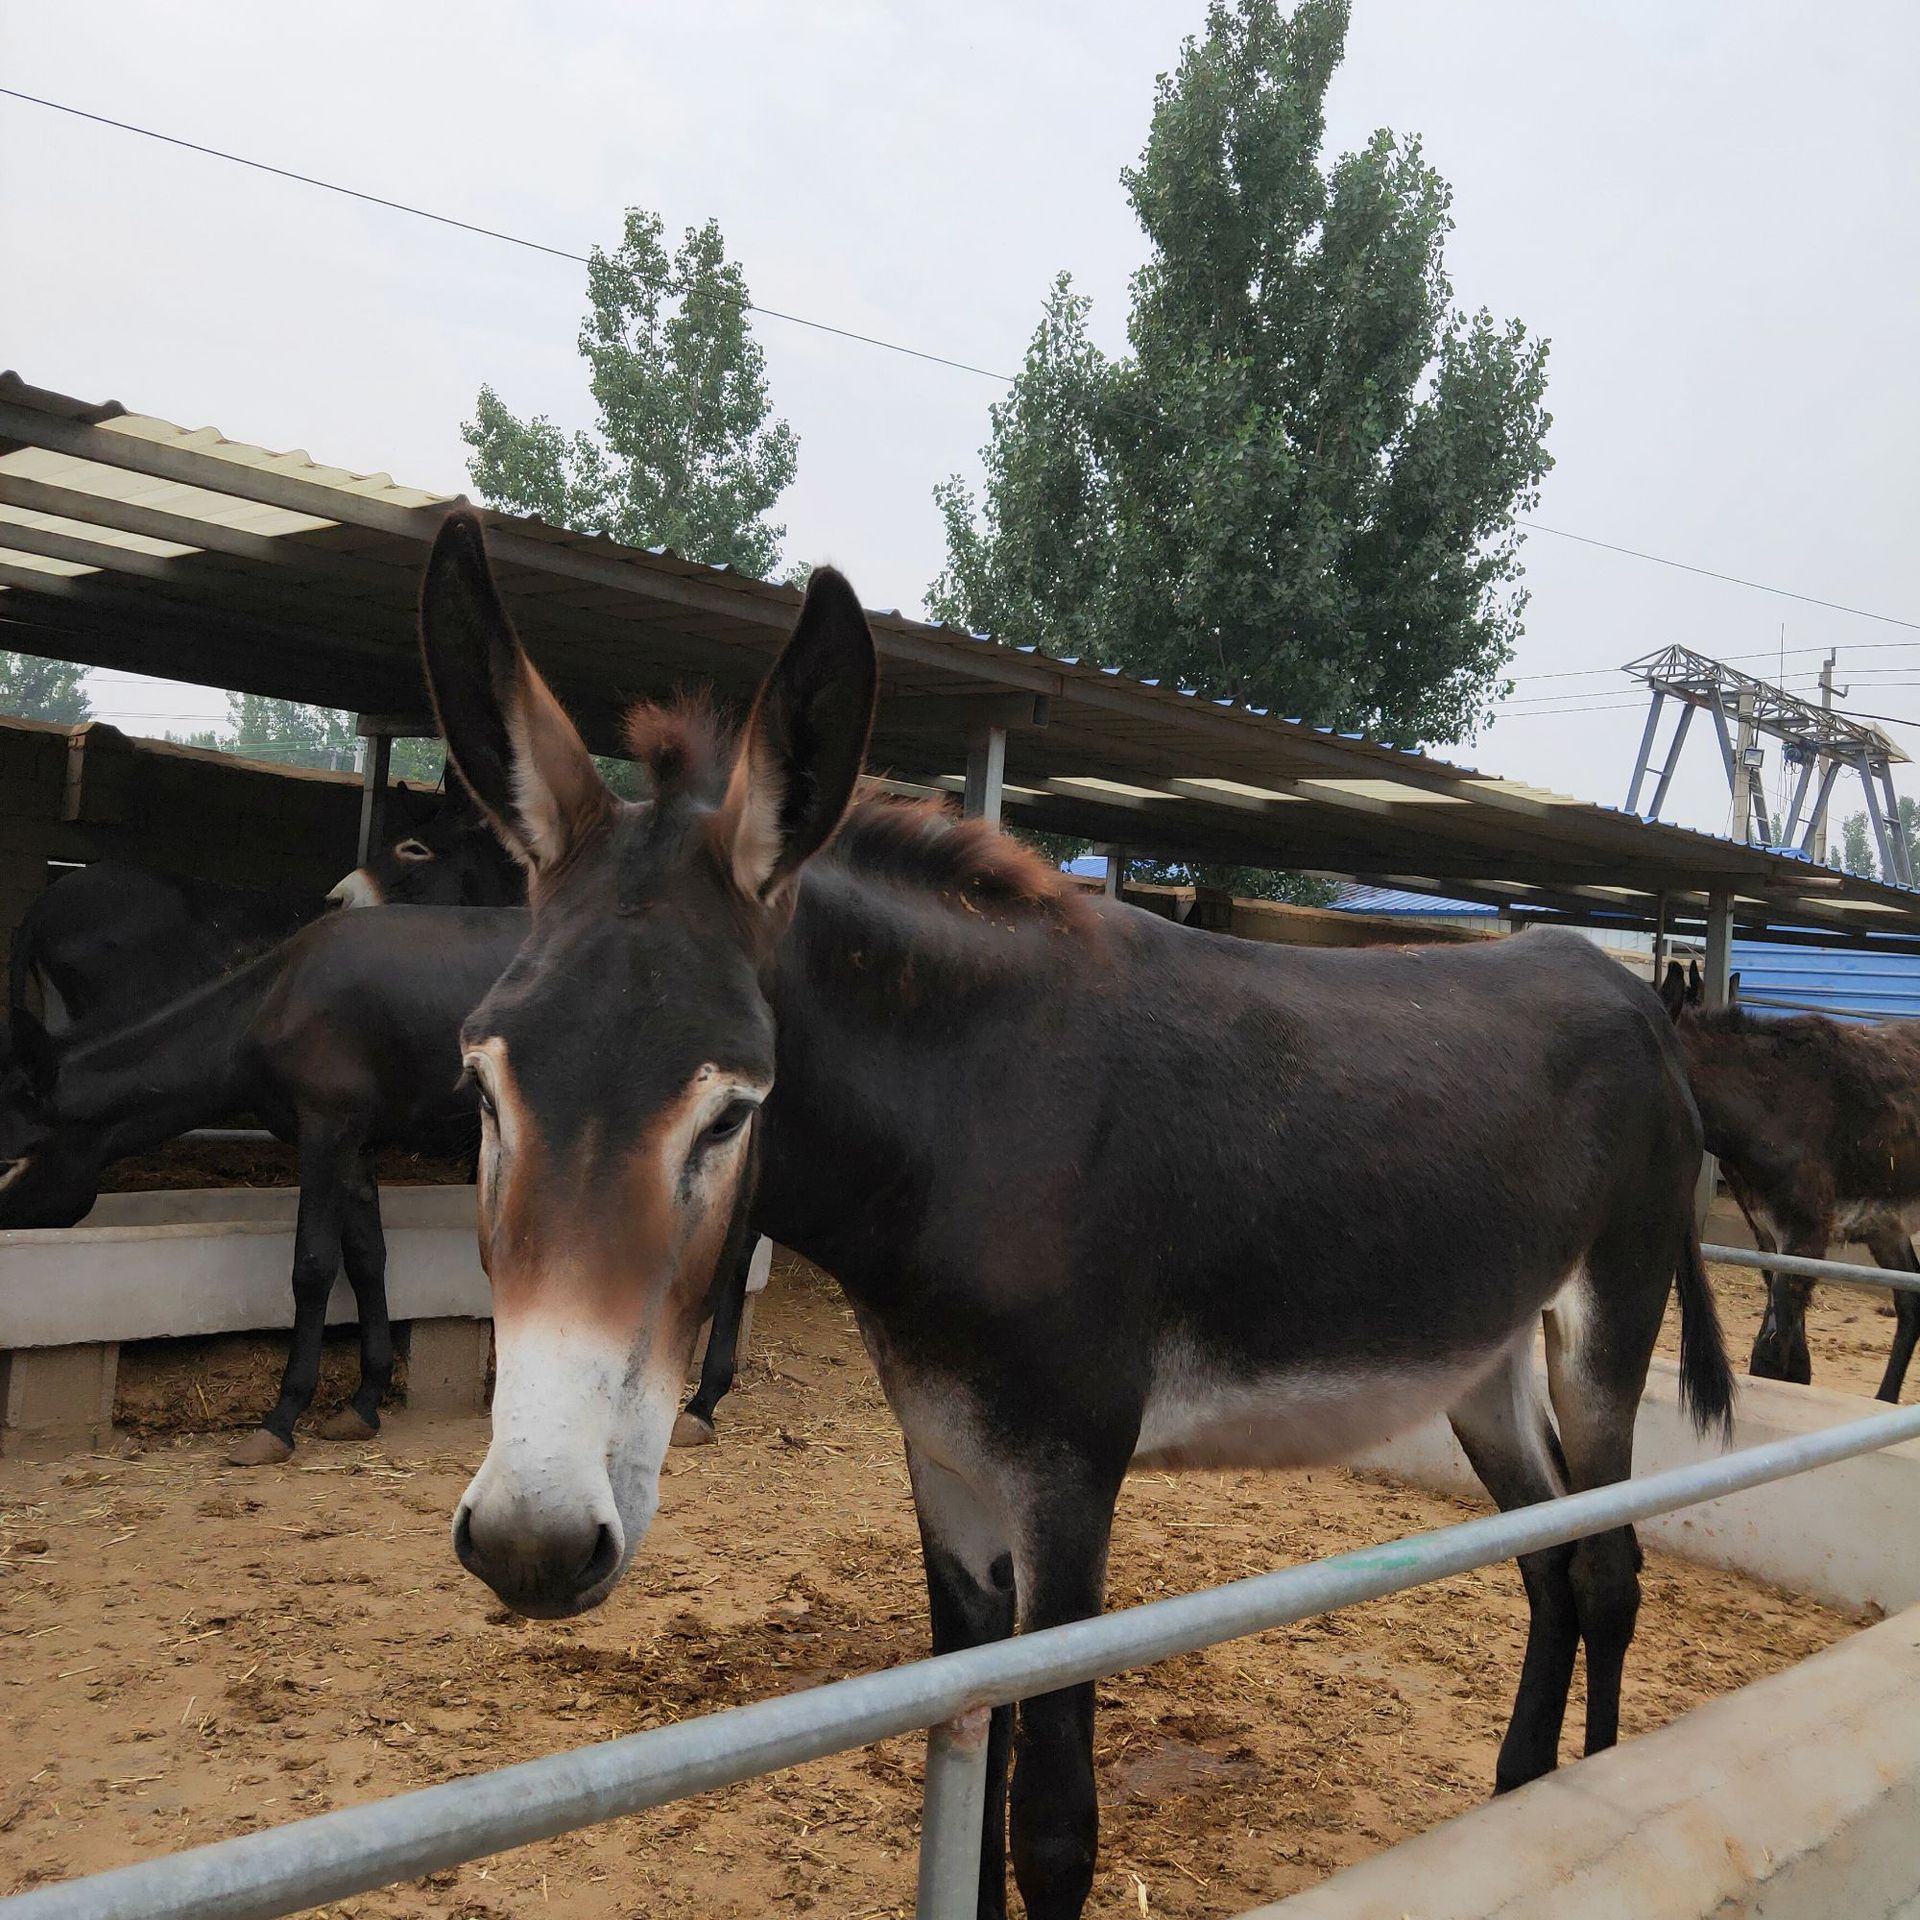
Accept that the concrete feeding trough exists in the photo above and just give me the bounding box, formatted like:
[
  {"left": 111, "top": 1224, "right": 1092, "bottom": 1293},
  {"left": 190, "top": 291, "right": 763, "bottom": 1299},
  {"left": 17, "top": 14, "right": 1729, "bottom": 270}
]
[{"left": 0, "top": 1184, "right": 490, "bottom": 1453}]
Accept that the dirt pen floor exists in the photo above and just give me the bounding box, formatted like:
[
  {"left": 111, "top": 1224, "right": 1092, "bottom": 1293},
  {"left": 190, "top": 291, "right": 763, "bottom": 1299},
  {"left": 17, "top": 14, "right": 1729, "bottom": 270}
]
[{"left": 1, "top": 1253, "right": 1868, "bottom": 1920}]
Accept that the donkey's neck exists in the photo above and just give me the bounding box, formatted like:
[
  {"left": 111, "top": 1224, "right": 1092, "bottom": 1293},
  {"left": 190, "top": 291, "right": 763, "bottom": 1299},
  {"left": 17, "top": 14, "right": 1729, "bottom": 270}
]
[
  {"left": 757, "top": 861, "right": 1088, "bottom": 1284},
  {"left": 55, "top": 955, "right": 272, "bottom": 1158}
]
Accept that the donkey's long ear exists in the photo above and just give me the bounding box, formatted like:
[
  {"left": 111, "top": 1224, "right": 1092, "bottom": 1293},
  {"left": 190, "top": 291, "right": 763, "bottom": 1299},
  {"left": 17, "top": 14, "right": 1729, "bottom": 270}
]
[
  {"left": 418, "top": 511, "right": 609, "bottom": 876},
  {"left": 1687, "top": 960, "right": 1704, "bottom": 1007},
  {"left": 719, "top": 566, "right": 876, "bottom": 900},
  {"left": 1659, "top": 960, "right": 1688, "bottom": 1022}
]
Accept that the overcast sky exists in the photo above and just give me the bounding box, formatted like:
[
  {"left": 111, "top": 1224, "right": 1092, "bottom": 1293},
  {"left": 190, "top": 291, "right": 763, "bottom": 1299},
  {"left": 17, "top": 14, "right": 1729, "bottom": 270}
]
[{"left": 4, "top": 0, "right": 1917, "bottom": 840}]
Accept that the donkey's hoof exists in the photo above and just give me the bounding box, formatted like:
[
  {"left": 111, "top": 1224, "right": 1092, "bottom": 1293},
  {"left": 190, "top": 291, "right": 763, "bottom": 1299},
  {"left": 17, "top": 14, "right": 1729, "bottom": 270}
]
[
  {"left": 227, "top": 1428, "right": 294, "bottom": 1467},
  {"left": 670, "top": 1411, "right": 717, "bottom": 1449},
  {"left": 315, "top": 1407, "right": 379, "bottom": 1442}
]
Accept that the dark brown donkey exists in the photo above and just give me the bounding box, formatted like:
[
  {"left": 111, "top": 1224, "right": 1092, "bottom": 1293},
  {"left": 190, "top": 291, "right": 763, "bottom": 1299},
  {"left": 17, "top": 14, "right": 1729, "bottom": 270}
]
[
  {"left": 1662, "top": 961, "right": 1920, "bottom": 1399},
  {"left": 0, "top": 908, "right": 526, "bottom": 1460},
  {"left": 420, "top": 512, "right": 1732, "bottom": 1920},
  {"left": 9, "top": 770, "right": 523, "bottom": 1034}
]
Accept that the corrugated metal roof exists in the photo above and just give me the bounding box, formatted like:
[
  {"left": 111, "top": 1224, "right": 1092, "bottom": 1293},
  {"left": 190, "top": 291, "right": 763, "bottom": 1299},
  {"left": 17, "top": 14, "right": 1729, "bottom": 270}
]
[
  {"left": 1333, "top": 885, "right": 1500, "bottom": 917},
  {"left": 3, "top": 369, "right": 1919, "bottom": 948}
]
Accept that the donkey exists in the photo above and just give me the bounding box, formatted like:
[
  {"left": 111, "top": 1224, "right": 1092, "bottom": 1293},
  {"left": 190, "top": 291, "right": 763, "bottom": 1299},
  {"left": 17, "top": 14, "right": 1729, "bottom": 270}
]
[
  {"left": 416, "top": 512, "right": 1732, "bottom": 1920},
  {"left": 0, "top": 907, "right": 526, "bottom": 1462},
  {"left": 1662, "top": 960, "right": 1920, "bottom": 1399},
  {"left": 0, "top": 901, "right": 752, "bottom": 1462},
  {"left": 7, "top": 771, "right": 523, "bottom": 1033}
]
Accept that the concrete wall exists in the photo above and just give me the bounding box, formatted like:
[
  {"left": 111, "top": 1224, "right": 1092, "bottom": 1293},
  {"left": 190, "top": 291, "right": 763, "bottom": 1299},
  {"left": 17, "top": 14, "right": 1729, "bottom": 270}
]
[
  {"left": 0, "top": 1186, "right": 487, "bottom": 1348},
  {"left": 0, "top": 1185, "right": 488, "bottom": 1454},
  {"left": 1244, "top": 1605, "right": 1920, "bottom": 1920},
  {"left": 1352, "top": 1355, "right": 1920, "bottom": 1616}
]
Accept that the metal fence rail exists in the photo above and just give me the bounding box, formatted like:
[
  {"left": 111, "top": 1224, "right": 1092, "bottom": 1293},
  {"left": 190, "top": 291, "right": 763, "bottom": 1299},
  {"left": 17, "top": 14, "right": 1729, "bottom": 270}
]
[
  {"left": 7, "top": 1403, "right": 1920, "bottom": 1920},
  {"left": 1702, "top": 1242, "right": 1920, "bottom": 1295}
]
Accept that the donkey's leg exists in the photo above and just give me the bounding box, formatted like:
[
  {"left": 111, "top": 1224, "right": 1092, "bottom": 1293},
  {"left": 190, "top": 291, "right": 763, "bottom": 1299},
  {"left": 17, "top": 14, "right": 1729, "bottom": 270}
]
[
  {"left": 1005, "top": 1471, "right": 1120, "bottom": 1920},
  {"left": 1543, "top": 1278, "right": 1653, "bottom": 1760},
  {"left": 672, "top": 1237, "right": 752, "bottom": 1449},
  {"left": 229, "top": 1121, "right": 349, "bottom": 1467},
  {"left": 1750, "top": 1223, "right": 1818, "bottom": 1386},
  {"left": 1448, "top": 1347, "right": 1577, "bottom": 1793},
  {"left": 1866, "top": 1225, "right": 1920, "bottom": 1403},
  {"left": 317, "top": 1150, "right": 391, "bottom": 1441},
  {"left": 906, "top": 1445, "right": 1017, "bottom": 1920}
]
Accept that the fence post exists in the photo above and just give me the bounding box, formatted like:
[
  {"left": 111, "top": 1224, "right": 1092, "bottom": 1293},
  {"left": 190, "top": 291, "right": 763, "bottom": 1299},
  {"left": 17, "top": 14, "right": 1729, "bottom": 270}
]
[{"left": 915, "top": 1707, "right": 990, "bottom": 1919}]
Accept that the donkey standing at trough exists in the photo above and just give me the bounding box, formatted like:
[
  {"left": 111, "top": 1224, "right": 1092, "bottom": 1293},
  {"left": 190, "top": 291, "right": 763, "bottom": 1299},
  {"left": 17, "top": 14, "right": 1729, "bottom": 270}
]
[
  {"left": 419, "top": 514, "right": 1733, "bottom": 1920},
  {"left": 0, "top": 908, "right": 526, "bottom": 1460},
  {"left": 0, "top": 903, "right": 758, "bottom": 1461},
  {"left": 1662, "top": 961, "right": 1920, "bottom": 1399},
  {"left": 8, "top": 770, "right": 523, "bottom": 1033}
]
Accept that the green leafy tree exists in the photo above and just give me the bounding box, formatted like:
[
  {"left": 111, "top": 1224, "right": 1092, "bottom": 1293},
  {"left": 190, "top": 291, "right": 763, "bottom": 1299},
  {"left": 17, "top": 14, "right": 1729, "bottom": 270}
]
[
  {"left": 222, "top": 695, "right": 360, "bottom": 773},
  {"left": 466, "top": 209, "right": 798, "bottom": 578},
  {"left": 1839, "top": 804, "right": 1920, "bottom": 883},
  {"left": 932, "top": 0, "right": 1552, "bottom": 747},
  {"left": 0, "top": 650, "right": 91, "bottom": 724},
  {"left": 1840, "top": 811, "right": 1874, "bottom": 877}
]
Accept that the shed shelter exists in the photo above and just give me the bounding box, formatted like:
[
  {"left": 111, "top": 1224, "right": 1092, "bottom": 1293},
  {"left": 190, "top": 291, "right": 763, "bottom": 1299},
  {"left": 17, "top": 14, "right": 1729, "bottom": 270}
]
[{"left": 4, "top": 369, "right": 1919, "bottom": 979}]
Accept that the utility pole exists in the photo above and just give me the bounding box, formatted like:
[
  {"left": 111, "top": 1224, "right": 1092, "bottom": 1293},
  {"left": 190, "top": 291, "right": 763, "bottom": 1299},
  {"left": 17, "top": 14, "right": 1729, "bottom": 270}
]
[
  {"left": 1730, "top": 689, "right": 1762, "bottom": 845},
  {"left": 1813, "top": 650, "right": 1841, "bottom": 866}
]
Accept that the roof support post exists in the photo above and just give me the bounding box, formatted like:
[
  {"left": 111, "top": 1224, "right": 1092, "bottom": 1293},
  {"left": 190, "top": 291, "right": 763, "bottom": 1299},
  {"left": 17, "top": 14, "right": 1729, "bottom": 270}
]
[
  {"left": 356, "top": 729, "right": 392, "bottom": 866},
  {"left": 961, "top": 724, "right": 1006, "bottom": 826},
  {"left": 1102, "top": 848, "right": 1126, "bottom": 898},
  {"left": 1651, "top": 890, "right": 1670, "bottom": 980},
  {"left": 1695, "top": 886, "right": 1736, "bottom": 1230}
]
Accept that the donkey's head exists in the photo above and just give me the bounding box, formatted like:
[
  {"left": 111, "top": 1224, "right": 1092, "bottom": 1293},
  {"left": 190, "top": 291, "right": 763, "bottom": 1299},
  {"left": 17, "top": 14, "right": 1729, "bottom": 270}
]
[
  {"left": 419, "top": 511, "right": 874, "bottom": 1617},
  {"left": 327, "top": 769, "right": 526, "bottom": 910}
]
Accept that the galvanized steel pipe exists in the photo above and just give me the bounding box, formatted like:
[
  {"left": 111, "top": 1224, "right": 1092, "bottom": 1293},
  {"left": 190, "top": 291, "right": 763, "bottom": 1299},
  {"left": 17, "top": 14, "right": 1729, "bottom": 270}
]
[{"left": 1702, "top": 1242, "right": 1920, "bottom": 1295}]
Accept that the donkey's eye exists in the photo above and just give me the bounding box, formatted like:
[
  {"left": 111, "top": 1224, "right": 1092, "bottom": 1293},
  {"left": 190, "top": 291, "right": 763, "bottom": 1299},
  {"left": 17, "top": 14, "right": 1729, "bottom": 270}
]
[
  {"left": 461, "top": 1057, "right": 497, "bottom": 1119},
  {"left": 395, "top": 839, "right": 434, "bottom": 862},
  {"left": 700, "top": 1101, "right": 754, "bottom": 1149}
]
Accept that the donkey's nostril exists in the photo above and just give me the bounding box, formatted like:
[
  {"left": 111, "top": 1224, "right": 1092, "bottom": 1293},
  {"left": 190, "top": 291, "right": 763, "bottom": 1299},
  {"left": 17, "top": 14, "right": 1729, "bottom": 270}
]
[
  {"left": 580, "top": 1523, "right": 621, "bottom": 1591},
  {"left": 451, "top": 1502, "right": 478, "bottom": 1570}
]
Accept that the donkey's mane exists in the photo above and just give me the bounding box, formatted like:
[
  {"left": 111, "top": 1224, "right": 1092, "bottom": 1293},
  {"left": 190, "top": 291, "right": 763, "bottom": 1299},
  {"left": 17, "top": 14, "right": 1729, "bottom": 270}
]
[
  {"left": 834, "top": 791, "right": 1088, "bottom": 918},
  {"left": 620, "top": 696, "right": 1085, "bottom": 919},
  {"left": 623, "top": 693, "right": 734, "bottom": 801}
]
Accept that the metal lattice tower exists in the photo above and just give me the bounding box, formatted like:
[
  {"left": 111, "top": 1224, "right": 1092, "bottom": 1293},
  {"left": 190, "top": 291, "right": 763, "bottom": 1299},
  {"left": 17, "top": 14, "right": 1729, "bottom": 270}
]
[{"left": 1622, "top": 644, "right": 1913, "bottom": 886}]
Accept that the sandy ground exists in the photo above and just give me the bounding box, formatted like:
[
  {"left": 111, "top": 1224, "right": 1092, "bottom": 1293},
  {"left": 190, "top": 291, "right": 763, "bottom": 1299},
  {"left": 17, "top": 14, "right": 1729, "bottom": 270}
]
[{"left": 1, "top": 1262, "right": 1854, "bottom": 1919}]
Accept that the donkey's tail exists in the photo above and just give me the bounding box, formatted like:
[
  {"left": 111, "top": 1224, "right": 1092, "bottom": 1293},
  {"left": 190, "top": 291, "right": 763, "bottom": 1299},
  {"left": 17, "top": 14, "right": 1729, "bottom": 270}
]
[{"left": 1676, "top": 1223, "right": 1737, "bottom": 1441}]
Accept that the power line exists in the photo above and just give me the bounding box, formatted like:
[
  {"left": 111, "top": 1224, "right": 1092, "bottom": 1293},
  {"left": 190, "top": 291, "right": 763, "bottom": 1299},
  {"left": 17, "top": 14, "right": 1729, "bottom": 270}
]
[
  {"left": 1522, "top": 524, "right": 1920, "bottom": 631},
  {"left": 0, "top": 87, "right": 1014, "bottom": 384},
  {"left": 6, "top": 85, "right": 1917, "bottom": 632}
]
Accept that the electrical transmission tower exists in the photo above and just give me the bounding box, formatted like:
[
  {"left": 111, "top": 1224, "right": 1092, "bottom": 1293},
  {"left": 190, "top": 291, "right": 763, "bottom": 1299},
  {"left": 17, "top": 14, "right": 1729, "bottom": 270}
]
[{"left": 1621, "top": 644, "right": 1913, "bottom": 885}]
